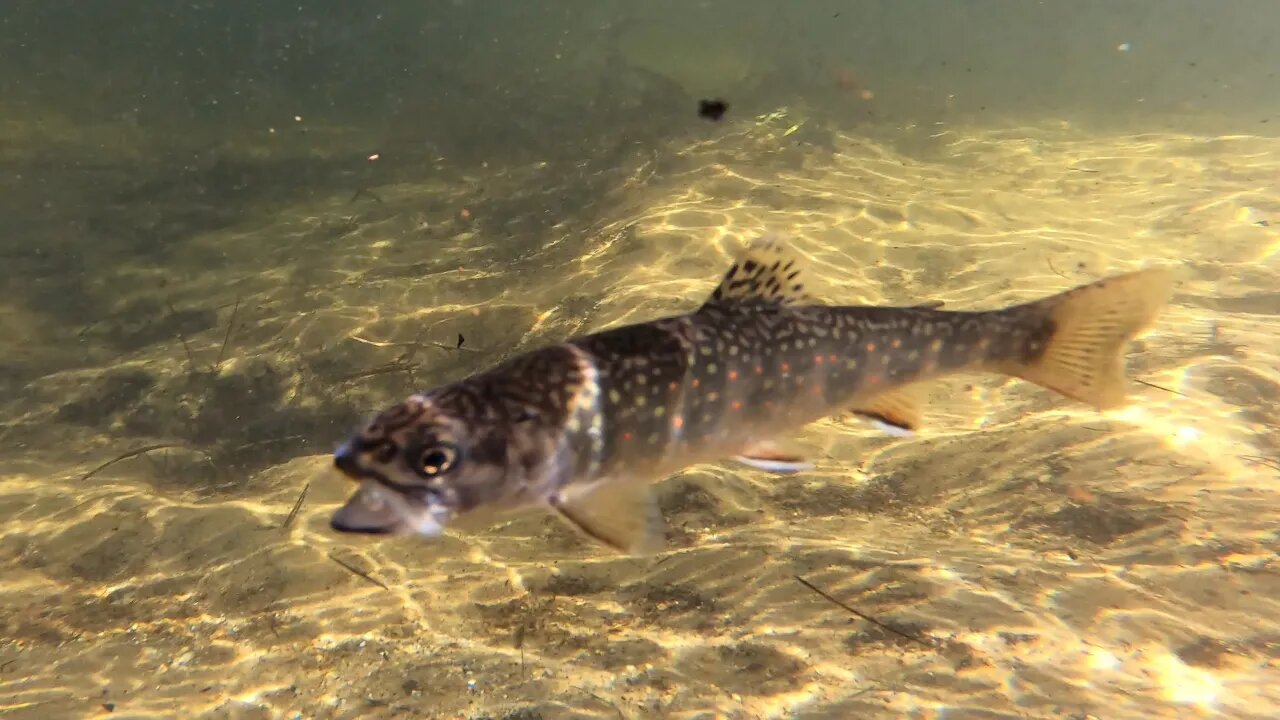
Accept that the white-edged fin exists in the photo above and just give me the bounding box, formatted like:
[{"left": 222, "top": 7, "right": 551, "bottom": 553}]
[
  {"left": 850, "top": 383, "right": 926, "bottom": 435},
  {"left": 733, "top": 440, "right": 814, "bottom": 474},
  {"left": 866, "top": 418, "right": 916, "bottom": 438},
  {"left": 549, "top": 478, "right": 666, "bottom": 555},
  {"left": 734, "top": 454, "right": 815, "bottom": 473},
  {"left": 699, "top": 234, "right": 814, "bottom": 311}
]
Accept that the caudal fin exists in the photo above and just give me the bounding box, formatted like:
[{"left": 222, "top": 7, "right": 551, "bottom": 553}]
[{"left": 1006, "top": 267, "right": 1175, "bottom": 410}]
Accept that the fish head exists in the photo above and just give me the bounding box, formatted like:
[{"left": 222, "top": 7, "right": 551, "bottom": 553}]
[{"left": 329, "top": 392, "right": 539, "bottom": 538}]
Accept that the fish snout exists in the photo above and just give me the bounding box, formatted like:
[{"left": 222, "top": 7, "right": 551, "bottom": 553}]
[{"left": 333, "top": 442, "right": 362, "bottom": 479}]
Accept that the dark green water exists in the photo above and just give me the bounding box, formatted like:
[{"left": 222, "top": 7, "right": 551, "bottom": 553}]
[{"left": 1, "top": 3, "right": 1278, "bottom": 719}]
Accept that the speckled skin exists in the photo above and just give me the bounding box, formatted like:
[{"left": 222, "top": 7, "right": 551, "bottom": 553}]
[{"left": 570, "top": 302, "right": 1052, "bottom": 482}]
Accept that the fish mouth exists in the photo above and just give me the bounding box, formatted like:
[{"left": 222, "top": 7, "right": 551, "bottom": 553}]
[{"left": 330, "top": 481, "right": 450, "bottom": 538}]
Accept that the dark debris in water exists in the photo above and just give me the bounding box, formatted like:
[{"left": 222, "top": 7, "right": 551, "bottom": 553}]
[{"left": 697, "top": 98, "right": 729, "bottom": 121}]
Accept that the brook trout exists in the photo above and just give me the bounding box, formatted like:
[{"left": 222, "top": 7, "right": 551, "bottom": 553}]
[{"left": 330, "top": 236, "right": 1173, "bottom": 554}]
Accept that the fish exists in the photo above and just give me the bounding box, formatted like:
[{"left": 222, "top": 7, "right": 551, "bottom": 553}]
[{"left": 329, "top": 235, "right": 1174, "bottom": 555}]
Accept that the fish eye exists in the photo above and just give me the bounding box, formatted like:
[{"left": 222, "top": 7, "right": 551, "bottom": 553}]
[{"left": 417, "top": 445, "right": 457, "bottom": 477}]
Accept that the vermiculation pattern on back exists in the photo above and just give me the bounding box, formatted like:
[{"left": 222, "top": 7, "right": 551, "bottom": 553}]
[{"left": 566, "top": 236, "right": 1061, "bottom": 481}]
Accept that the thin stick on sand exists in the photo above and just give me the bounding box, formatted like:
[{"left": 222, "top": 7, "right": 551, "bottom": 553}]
[
  {"left": 281, "top": 482, "right": 310, "bottom": 531},
  {"left": 79, "top": 443, "right": 203, "bottom": 482},
  {"left": 215, "top": 295, "right": 241, "bottom": 369},
  {"left": 795, "top": 575, "right": 934, "bottom": 649},
  {"left": 1134, "top": 377, "right": 1184, "bottom": 397},
  {"left": 327, "top": 551, "right": 390, "bottom": 591}
]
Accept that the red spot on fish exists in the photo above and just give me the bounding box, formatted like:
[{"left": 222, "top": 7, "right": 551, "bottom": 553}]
[
  {"left": 814, "top": 355, "right": 824, "bottom": 365},
  {"left": 781, "top": 362, "right": 791, "bottom": 374},
  {"left": 866, "top": 342, "right": 876, "bottom": 352},
  {"left": 891, "top": 339, "right": 902, "bottom": 349},
  {"left": 731, "top": 400, "right": 742, "bottom": 411},
  {"left": 827, "top": 354, "right": 838, "bottom": 363},
  {"left": 622, "top": 431, "right": 633, "bottom": 442},
  {"left": 811, "top": 385, "right": 822, "bottom": 397},
  {"left": 728, "top": 370, "right": 739, "bottom": 381},
  {"left": 866, "top": 373, "right": 882, "bottom": 385},
  {"left": 692, "top": 379, "right": 700, "bottom": 389},
  {"left": 669, "top": 381, "right": 678, "bottom": 391},
  {"left": 672, "top": 416, "right": 684, "bottom": 429},
  {"left": 754, "top": 365, "right": 763, "bottom": 375}
]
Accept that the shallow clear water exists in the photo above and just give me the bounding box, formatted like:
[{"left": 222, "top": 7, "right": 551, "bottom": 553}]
[{"left": 2, "top": 3, "right": 1278, "bottom": 719}]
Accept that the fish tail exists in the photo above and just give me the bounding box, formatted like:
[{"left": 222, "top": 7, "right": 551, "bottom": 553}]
[{"left": 998, "top": 267, "right": 1175, "bottom": 410}]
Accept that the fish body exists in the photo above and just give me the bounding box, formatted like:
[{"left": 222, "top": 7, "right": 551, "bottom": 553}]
[{"left": 331, "top": 236, "right": 1174, "bottom": 553}]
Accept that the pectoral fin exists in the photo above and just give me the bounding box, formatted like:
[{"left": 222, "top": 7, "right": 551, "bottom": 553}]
[
  {"left": 850, "top": 384, "right": 925, "bottom": 436},
  {"left": 734, "top": 440, "right": 814, "bottom": 474},
  {"left": 549, "top": 478, "right": 666, "bottom": 555}
]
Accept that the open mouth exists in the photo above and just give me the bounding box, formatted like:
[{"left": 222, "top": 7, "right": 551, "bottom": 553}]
[
  {"left": 329, "top": 479, "right": 452, "bottom": 539},
  {"left": 330, "top": 482, "right": 406, "bottom": 535}
]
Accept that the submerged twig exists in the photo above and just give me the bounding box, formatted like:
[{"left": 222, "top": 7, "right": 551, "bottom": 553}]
[
  {"left": 327, "top": 551, "right": 390, "bottom": 591},
  {"left": 1047, "top": 258, "right": 1069, "bottom": 279},
  {"left": 282, "top": 482, "right": 310, "bottom": 531},
  {"left": 349, "top": 334, "right": 482, "bottom": 354},
  {"left": 570, "top": 686, "right": 625, "bottom": 720},
  {"left": 236, "top": 434, "right": 305, "bottom": 452},
  {"left": 334, "top": 362, "right": 417, "bottom": 383},
  {"left": 215, "top": 295, "right": 241, "bottom": 369},
  {"left": 1134, "top": 378, "right": 1185, "bottom": 397},
  {"left": 166, "top": 300, "right": 208, "bottom": 375},
  {"left": 513, "top": 622, "right": 527, "bottom": 675},
  {"left": 1240, "top": 455, "right": 1280, "bottom": 472},
  {"left": 427, "top": 340, "right": 480, "bottom": 354},
  {"left": 80, "top": 443, "right": 202, "bottom": 482},
  {"left": 795, "top": 575, "right": 933, "bottom": 649},
  {"left": 175, "top": 330, "right": 202, "bottom": 374}
]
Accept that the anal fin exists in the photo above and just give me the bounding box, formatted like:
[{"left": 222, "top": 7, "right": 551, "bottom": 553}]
[
  {"left": 549, "top": 478, "right": 666, "bottom": 555},
  {"left": 850, "top": 383, "right": 926, "bottom": 436},
  {"left": 734, "top": 440, "right": 814, "bottom": 474}
]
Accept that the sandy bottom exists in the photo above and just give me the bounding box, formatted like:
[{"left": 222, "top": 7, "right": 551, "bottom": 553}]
[{"left": 1, "top": 112, "right": 1278, "bottom": 720}]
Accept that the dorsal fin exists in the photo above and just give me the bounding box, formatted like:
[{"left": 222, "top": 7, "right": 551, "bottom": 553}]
[{"left": 699, "top": 234, "right": 814, "bottom": 311}]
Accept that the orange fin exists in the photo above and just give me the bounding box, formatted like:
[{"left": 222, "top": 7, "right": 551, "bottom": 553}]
[
  {"left": 850, "top": 383, "right": 925, "bottom": 436},
  {"left": 550, "top": 478, "right": 666, "bottom": 556},
  {"left": 1003, "top": 267, "right": 1174, "bottom": 409},
  {"left": 733, "top": 440, "right": 814, "bottom": 474}
]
